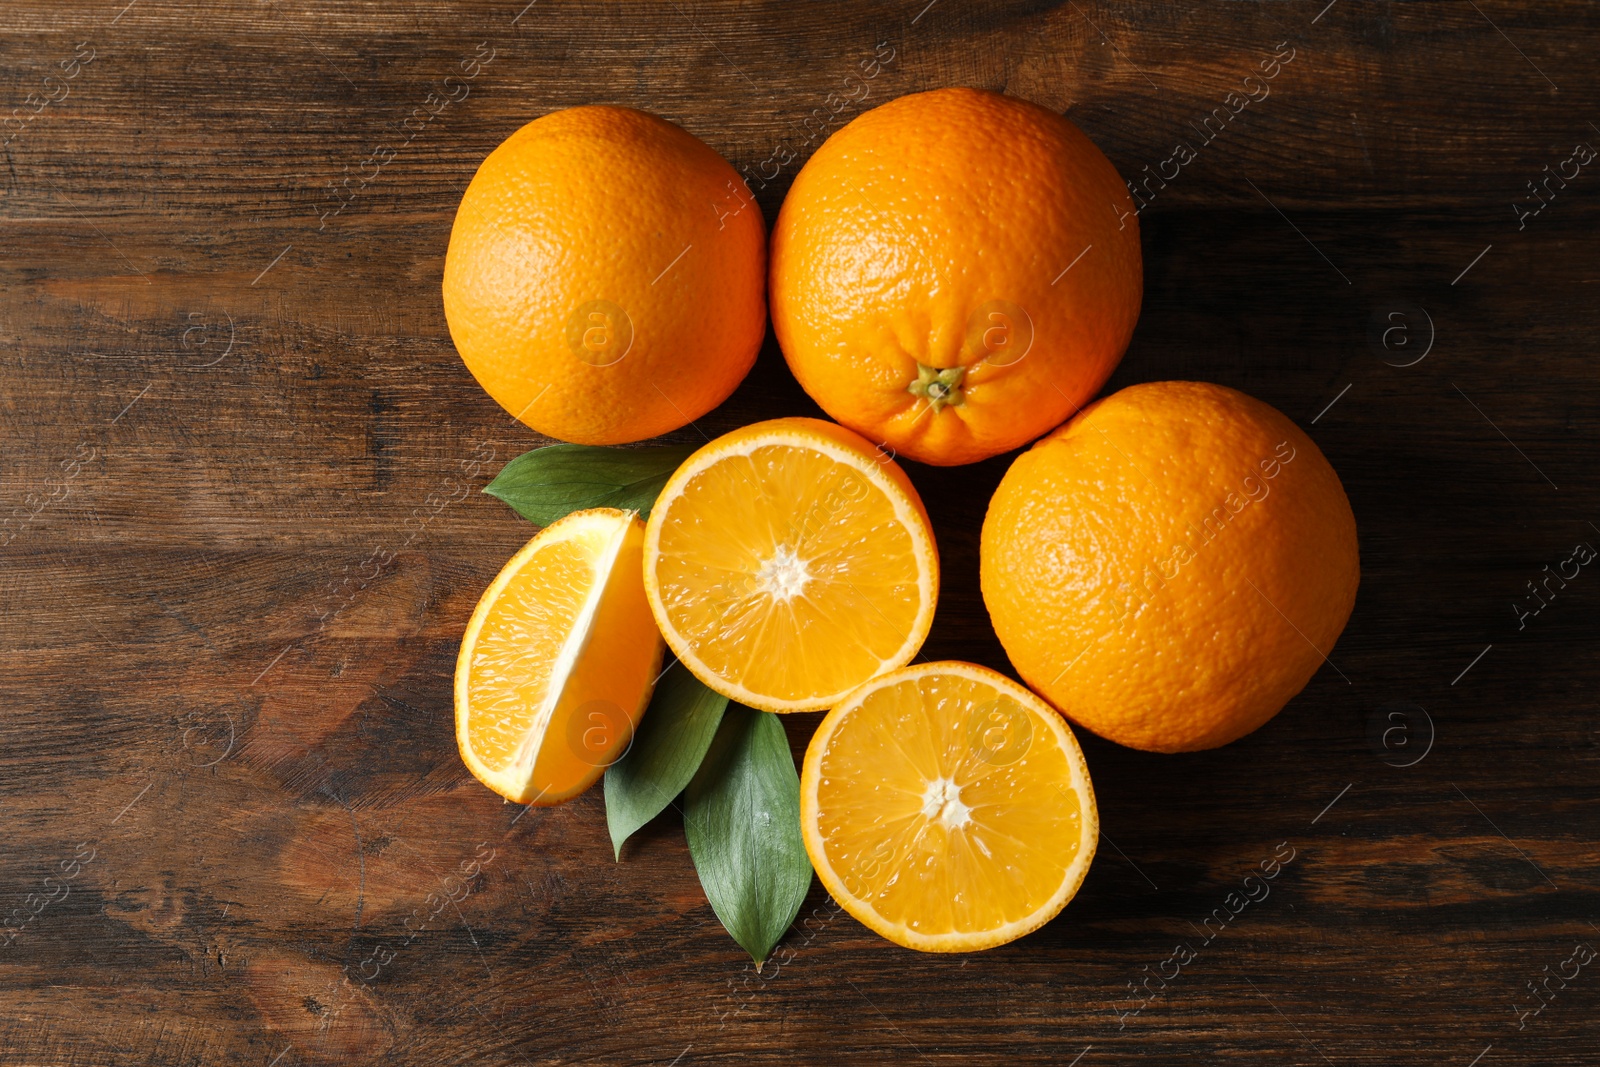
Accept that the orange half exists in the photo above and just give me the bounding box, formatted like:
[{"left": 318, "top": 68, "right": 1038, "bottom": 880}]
[
  {"left": 642, "top": 417, "right": 938, "bottom": 712},
  {"left": 801, "top": 661, "right": 1097, "bottom": 951}
]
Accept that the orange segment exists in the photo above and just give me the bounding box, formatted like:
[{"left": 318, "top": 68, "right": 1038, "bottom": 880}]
[
  {"left": 455, "top": 508, "right": 664, "bottom": 804},
  {"left": 643, "top": 417, "right": 938, "bottom": 712},
  {"left": 800, "top": 661, "right": 1097, "bottom": 952}
]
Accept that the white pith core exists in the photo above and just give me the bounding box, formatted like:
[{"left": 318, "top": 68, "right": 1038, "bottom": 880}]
[
  {"left": 921, "top": 776, "right": 971, "bottom": 830},
  {"left": 756, "top": 544, "right": 810, "bottom": 601},
  {"left": 506, "top": 516, "right": 630, "bottom": 783}
]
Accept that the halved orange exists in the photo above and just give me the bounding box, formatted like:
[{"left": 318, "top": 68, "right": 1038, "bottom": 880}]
[
  {"left": 800, "top": 661, "right": 1098, "bottom": 951},
  {"left": 642, "top": 417, "right": 938, "bottom": 713},
  {"left": 455, "top": 508, "right": 664, "bottom": 805}
]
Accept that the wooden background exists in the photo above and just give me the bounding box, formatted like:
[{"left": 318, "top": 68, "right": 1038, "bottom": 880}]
[{"left": 2, "top": 1, "right": 1598, "bottom": 1063}]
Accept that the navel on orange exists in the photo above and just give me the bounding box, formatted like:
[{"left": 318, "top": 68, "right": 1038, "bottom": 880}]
[
  {"left": 801, "top": 661, "right": 1098, "bottom": 952},
  {"left": 642, "top": 417, "right": 938, "bottom": 713},
  {"left": 456, "top": 508, "right": 664, "bottom": 804},
  {"left": 770, "top": 87, "right": 1143, "bottom": 466},
  {"left": 443, "top": 106, "right": 766, "bottom": 445},
  {"left": 981, "top": 381, "right": 1360, "bottom": 753}
]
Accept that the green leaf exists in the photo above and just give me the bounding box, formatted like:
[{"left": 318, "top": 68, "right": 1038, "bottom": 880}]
[
  {"left": 684, "top": 705, "right": 813, "bottom": 967},
  {"left": 604, "top": 663, "right": 728, "bottom": 859},
  {"left": 483, "top": 442, "right": 698, "bottom": 527}
]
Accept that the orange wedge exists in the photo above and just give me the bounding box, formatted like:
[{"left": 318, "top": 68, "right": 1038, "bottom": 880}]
[
  {"left": 800, "top": 661, "right": 1098, "bottom": 951},
  {"left": 642, "top": 417, "right": 938, "bottom": 713},
  {"left": 455, "top": 508, "right": 664, "bottom": 805}
]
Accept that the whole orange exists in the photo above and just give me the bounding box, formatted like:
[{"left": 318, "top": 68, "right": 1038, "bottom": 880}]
[
  {"left": 443, "top": 106, "right": 766, "bottom": 445},
  {"left": 980, "top": 381, "right": 1359, "bottom": 753},
  {"left": 769, "top": 88, "right": 1142, "bottom": 466}
]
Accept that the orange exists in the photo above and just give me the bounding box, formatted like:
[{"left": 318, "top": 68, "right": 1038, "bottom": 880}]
[
  {"left": 642, "top": 417, "right": 938, "bottom": 713},
  {"left": 455, "top": 508, "right": 664, "bottom": 804},
  {"left": 443, "top": 106, "right": 766, "bottom": 445},
  {"left": 800, "top": 661, "right": 1098, "bottom": 952},
  {"left": 769, "top": 88, "right": 1142, "bottom": 466},
  {"left": 980, "top": 381, "right": 1359, "bottom": 753}
]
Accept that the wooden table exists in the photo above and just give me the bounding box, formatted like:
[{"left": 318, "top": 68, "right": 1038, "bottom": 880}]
[{"left": 3, "top": 2, "right": 1597, "bottom": 1063}]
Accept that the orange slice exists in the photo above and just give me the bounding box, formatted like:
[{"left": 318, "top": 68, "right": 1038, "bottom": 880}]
[
  {"left": 800, "top": 661, "right": 1098, "bottom": 951},
  {"left": 455, "top": 508, "right": 664, "bottom": 805},
  {"left": 642, "top": 417, "right": 938, "bottom": 713}
]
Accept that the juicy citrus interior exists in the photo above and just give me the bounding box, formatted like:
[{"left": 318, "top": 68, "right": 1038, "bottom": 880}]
[
  {"left": 456, "top": 508, "right": 664, "bottom": 804},
  {"left": 801, "top": 661, "right": 1098, "bottom": 952},
  {"left": 643, "top": 417, "right": 938, "bottom": 712}
]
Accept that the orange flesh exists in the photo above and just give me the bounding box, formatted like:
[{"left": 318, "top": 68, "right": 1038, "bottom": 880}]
[
  {"left": 457, "top": 510, "right": 662, "bottom": 804},
  {"left": 651, "top": 442, "right": 926, "bottom": 707},
  {"left": 465, "top": 535, "right": 595, "bottom": 777},
  {"left": 803, "top": 663, "right": 1097, "bottom": 950}
]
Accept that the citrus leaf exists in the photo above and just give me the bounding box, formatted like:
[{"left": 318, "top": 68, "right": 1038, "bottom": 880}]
[
  {"left": 604, "top": 663, "right": 728, "bottom": 860},
  {"left": 483, "top": 442, "right": 697, "bottom": 527},
  {"left": 684, "top": 705, "right": 813, "bottom": 967}
]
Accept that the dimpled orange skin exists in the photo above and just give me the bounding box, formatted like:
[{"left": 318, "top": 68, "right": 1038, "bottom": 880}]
[
  {"left": 769, "top": 88, "right": 1142, "bottom": 467},
  {"left": 443, "top": 106, "right": 766, "bottom": 445},
  {"left": 980, "top": 381, "right": 1359, "bottom": 753}
]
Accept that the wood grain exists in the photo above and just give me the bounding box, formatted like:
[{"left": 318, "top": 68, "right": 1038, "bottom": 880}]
[{"left": 2, "top": 1, "right": 1599, "bottom": 1064}]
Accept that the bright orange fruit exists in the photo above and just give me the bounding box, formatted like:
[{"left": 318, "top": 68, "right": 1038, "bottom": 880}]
[
  {"left": 980, "top": 381, "right": 1360, "bottom": 752},
  {"left": 443, "top": 106, "right": 766, "bottom": 445},
  {"left": 643, "top": 417, "right": 938, "bottom": 713},
  {"left": 801, "top": 661, "right": 1098, "bottom": 952},
  {"left": 770, "top": 88, "right": 1142, "bottom": 466},
  {"left": 455, "top": 508, "right": 664, "bottom": 804}
]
